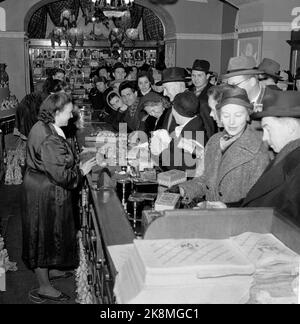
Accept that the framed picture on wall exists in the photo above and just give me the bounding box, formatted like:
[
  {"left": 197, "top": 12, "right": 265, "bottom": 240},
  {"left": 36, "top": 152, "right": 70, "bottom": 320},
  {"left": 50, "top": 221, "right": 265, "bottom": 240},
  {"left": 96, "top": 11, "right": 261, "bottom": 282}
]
[
  {"left": 165, "top": 42, "right": 176, "bottom": 68},
  {"left": 237, "top": 37, "right": 262, "bottom": 65}
]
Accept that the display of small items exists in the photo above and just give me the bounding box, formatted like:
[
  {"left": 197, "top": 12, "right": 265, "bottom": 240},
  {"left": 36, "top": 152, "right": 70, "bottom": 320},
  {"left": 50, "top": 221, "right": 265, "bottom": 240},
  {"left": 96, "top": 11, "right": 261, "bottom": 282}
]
[
  {"left": 0, "top": 95, "right": 18, "bottom": 114},
  {"left": 4, "top": 148, "right": 25, "bottom": 185}
]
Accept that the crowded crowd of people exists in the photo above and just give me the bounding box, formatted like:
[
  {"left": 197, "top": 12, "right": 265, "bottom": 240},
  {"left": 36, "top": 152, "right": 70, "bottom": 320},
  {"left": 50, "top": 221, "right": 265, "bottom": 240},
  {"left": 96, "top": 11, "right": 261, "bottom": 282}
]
[{"left": 13, "top": 55, "right": 300, "bottom": 301}]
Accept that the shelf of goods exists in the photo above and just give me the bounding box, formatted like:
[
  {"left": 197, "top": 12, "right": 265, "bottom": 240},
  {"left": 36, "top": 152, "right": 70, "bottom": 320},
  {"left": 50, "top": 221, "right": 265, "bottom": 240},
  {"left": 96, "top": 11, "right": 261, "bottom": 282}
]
[
  {"left": 0, "top": 87, "right": 18, "bottom": 181},
  {"left": 29, "top": 39, "right": 159, "bottom": 92}
]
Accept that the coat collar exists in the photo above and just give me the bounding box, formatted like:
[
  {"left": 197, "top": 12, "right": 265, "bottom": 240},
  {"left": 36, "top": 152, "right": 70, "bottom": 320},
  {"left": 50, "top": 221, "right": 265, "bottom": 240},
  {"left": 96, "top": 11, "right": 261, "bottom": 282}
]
[
  {"left": 217, "top": 126, "right": 264, "bottom": 183},
  {"left": 243, "top": 140, "right": 300, "bottom": 206}
]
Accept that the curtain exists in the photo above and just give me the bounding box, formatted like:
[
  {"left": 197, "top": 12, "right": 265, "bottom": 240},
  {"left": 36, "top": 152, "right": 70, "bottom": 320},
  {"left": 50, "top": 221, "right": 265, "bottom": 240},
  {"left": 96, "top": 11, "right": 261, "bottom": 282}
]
[
  {"left": 142, "top": 8, "right": 164, "bottom": 41},
  {"left": 129, "top": 3, "right": 144, "bottom": 28},
  {"left": 47, "top": 0, "right": 80, "bottom": 26},
  {"left": 27, "top": 7, "right": 48, "bottom": 39}
]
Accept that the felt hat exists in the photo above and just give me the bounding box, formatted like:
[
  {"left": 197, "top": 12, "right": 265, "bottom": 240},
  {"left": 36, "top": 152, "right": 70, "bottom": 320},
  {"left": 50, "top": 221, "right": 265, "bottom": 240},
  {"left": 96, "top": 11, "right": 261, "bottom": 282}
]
[
  {"left": 222, "top": 56, "right": 263, "bottom": 79},
  {"left": 156, "top": 67, "right": 187, "bottom": 86},
  {"left": 251, "top": 90, "right": 300, "bottom": 119},
  {"left": 216, "top": 86, "right": 253, "bottom": 113},
  {"left": 189, "top": 59, "right": 211, "bottom": 73},
  {"left": 257, "top": 58, "right": 283, "bottom": 80},
  {"left": 173, "top": 91, "right": 199, "bottom": 118}
]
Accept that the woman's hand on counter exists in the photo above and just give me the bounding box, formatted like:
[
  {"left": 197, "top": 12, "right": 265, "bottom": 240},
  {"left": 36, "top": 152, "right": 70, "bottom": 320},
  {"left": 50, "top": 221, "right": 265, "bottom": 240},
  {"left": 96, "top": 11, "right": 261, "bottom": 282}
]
[{"left": 80, "top": 157, "right": 97, "bottom": 176}]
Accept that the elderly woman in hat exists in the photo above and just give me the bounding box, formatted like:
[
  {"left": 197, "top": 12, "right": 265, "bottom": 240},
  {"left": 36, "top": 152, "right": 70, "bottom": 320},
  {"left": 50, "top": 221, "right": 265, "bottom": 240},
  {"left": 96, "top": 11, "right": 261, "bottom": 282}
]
[
  {"left": 138, "top": 91, "right": 172, "bottom": 136},
  {"left": 178, "top": 86, "right": 270, "bottom": 205}
]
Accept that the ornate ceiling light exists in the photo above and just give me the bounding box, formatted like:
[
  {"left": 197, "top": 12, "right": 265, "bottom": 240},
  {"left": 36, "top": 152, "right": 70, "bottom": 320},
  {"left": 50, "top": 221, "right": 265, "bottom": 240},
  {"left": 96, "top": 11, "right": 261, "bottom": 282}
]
[{"left": 91, "top": 0, "right": 134, "bottom": 19}]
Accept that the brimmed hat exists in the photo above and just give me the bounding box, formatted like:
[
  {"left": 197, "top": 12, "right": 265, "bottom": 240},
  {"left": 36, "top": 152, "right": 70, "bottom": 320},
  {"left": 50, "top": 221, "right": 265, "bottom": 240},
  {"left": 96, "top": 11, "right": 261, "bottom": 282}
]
[
  {"left": 188, "top": 59, "right": 211, "bottom": 73},
  {"left": 216, "top": 86, "right": 253, "bottom": 113},
  {"left": 222, "top": 56, "right": 263, "bottom": 79},
  {"left": 258, "top": 58, "right": 283, "bottom": 80},
  {"left": 251, "top": 90, "right": 300, "bottom": 119},
  {"left": 173, "top": 91, "right": 199, "bottom": 118},
  {"left": 156, "top": 67, "right": 187, "bottom": 86}
]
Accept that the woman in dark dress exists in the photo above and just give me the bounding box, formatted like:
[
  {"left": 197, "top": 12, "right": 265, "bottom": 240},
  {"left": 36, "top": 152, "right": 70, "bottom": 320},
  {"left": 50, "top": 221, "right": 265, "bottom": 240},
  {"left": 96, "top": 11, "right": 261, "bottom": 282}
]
[{"left": 22, "top": 93, "right": 96, "bottom": 302}]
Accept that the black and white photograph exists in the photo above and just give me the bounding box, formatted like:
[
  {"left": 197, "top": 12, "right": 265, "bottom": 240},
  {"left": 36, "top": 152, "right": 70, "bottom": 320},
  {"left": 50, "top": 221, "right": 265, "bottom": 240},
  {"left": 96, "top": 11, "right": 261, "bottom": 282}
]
[{"left": 1, "top": 0, "right": 300, "bottom": 309}]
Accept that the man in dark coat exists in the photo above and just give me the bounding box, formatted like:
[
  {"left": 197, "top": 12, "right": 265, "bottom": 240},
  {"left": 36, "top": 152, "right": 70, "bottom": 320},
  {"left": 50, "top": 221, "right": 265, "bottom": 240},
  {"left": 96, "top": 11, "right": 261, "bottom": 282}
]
[
  {"left": 241, "top": 90, "right": 300, "bottom": 225},
  {"left": 188, "top": 59, "right": 218, "bottom": 140},
  {"left": 150, "top": 91, "right": 205, "bottom": 178},
  {"left": 156, "top": 67, "right": 188, "bottom": 134}
]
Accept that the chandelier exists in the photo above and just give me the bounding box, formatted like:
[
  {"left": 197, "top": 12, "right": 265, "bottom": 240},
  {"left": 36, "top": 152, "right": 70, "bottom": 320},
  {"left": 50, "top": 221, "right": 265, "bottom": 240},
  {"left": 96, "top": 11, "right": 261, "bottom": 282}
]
[{"left": 91, "top": 0, "right": 134, "bottom": 19}]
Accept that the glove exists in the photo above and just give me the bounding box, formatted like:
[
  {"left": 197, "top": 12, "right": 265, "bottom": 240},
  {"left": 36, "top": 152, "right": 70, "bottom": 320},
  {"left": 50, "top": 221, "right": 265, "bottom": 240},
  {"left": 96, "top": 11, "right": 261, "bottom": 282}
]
[{"left": 166, "top": 185, "right": 180, "bottom": 194}]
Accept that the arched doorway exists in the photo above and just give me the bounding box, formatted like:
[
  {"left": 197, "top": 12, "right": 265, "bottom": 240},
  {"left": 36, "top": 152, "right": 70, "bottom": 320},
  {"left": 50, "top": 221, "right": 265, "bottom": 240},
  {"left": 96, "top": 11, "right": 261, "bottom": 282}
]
[
  {"left": 24, "top": 0, "right": 176, "bottom": 40},
  {"left": 25, "top": 0, "right": 176, "bottom": 92}
]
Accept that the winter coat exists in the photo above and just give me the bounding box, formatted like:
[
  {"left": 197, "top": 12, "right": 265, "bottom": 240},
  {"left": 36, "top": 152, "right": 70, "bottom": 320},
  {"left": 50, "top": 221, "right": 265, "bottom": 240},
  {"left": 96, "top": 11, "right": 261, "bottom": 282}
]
[{"left": 179, "top": 126, "right": 270, "bottom": 203}]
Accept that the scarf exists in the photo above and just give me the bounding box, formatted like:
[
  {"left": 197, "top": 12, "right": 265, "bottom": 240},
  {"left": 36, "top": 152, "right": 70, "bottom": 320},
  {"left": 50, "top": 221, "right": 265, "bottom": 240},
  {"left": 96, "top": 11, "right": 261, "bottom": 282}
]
[
  {"left": 220, "top": 128, "right": 245, "bottom": 153},
  {"left": 128, "top": 98, "right": 140, "bottom": 119}
]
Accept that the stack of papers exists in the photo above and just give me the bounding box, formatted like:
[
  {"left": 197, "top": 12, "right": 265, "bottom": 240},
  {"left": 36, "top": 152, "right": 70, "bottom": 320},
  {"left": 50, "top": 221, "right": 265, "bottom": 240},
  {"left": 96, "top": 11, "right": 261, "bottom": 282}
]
[
  {"left": 111, "top": 238, "right": 255, "bottom": 304},
  {"left": 109, "top": 233, "right": 300, "bottom": 304},
  {"left": 231, "top": 232, "right": 299, "bottom": 304}
]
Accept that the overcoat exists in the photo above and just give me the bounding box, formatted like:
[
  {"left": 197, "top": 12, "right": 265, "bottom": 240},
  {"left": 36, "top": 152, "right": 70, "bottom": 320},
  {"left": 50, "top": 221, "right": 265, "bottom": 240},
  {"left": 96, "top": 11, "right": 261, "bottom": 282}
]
[
  {"left": 242, "top": 139, "right": 300, "bottom": 226},
  {"left": 189, "top": 83, "right": 218, "bottom": 140},
  {"left": 156, "top": 115, "right": 206, "bottom": 176},
  {"left": 179, "top": 126, "right": 270, "bottom": 203},
  {"left": 22, "top": 120, "right": 82, "bottom": 270}
]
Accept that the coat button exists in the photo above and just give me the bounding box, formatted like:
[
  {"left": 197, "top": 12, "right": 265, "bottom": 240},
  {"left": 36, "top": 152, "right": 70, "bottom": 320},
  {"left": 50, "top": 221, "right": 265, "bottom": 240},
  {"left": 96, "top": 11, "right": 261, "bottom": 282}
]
[{"left": 219, "top": 192, "right": 223, "bottom": 197}]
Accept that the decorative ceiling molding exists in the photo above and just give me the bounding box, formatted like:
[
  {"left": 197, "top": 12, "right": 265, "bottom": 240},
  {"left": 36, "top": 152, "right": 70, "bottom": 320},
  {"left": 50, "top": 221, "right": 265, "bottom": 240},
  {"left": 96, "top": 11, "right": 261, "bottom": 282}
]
[
  {"left": 175, "top": 32, "right": 237, "bottom": 40},
  {"left": 237, "top": 22, "right": 292, "bottom": 33},
  {"left": 0, "top": 31, "right": 27, "bottom": 38}
]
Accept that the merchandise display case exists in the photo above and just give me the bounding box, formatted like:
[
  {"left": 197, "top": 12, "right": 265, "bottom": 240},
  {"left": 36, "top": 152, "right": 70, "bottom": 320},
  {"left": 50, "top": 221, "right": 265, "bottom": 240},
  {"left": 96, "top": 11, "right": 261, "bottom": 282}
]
[{"left": 28, "top": 39, "right": 160, "bottom": 93}]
